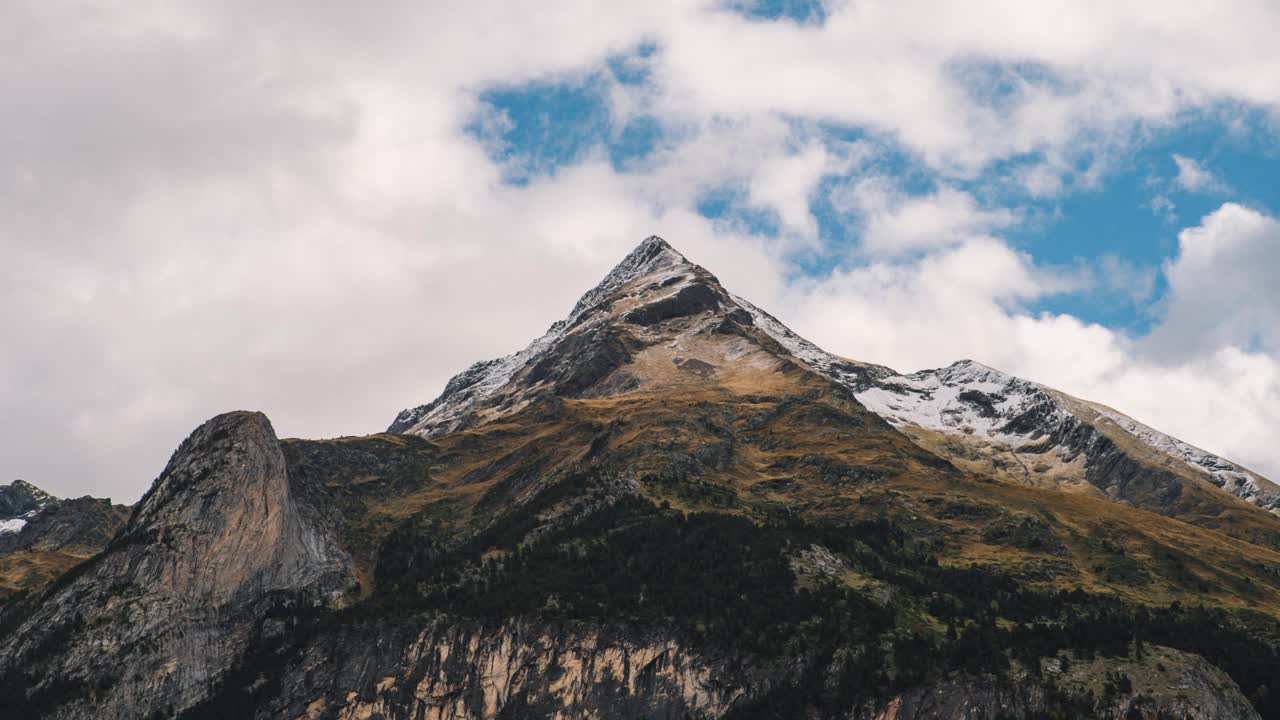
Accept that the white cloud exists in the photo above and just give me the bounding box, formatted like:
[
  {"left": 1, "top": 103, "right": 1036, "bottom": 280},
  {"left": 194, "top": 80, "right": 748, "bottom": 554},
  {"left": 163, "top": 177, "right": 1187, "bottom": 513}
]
[
  {"left": 1149, "top": 194, "right": 1177, "bottom": 222},
  {"left": 1097, "top": 254, "right": 1158, "bottom": 305},
  {"left": 1149, "top": 203, "right": 1280, "bottom": 355},
  {"left": 746, "top": 144, "right": 834, "bottom": 238},
  {"left": 1172, "top": 154, "right": 1226, "bottom": 193},
  {"left": 653, "top": 1, "right": 1280, "bottom": 177},
  {"left": 771, "top": 238, "right": 1085, "bottom": 372},
  {"left": 834, "top": 180, "right": 1015, "bottom": 255}
]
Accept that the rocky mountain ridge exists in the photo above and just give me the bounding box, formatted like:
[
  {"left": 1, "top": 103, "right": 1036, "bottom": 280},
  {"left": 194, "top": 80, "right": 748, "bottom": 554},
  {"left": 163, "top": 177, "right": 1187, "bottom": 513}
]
[
  {"left": 0, "top": 479, "right": 130, "bottom": 596},
  {"left": 848, "top": 359, "right": 1278, "bottom": 513},
  {"left": 0, "top": 479, "right": 54, "bottom": 532},
  {"left": 389, "top": 236, "right": 717, "bottom": 438},
  {"left": 392, "top": 237, "right": 1280, "bottom": 534},
  {"left": 5, "top": 236, "right": 1280, "bottom": 719},
  {"left": 726, "top": 292, "right": 1280, "bottom": 518}
]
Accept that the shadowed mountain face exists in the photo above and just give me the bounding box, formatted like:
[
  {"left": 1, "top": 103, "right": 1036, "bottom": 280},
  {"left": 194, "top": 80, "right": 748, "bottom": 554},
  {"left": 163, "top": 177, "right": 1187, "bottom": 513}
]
[{"left": 5, "top": 237, "right": 1280, "bottom": 720}]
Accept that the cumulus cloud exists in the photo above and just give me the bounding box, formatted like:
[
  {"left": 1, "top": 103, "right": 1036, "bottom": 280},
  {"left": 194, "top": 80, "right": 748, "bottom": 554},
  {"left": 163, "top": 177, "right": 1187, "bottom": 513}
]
[
  {"left": 746, "top": 144, "right": 834, "bottom": 237},
  {"left": 772, "top": 238, "right": 1085, "bottom": 371},
  {"left": 1150, "top": 203, "right": 1280, "bottom": 354},
  {"left": 654, "top": 1, "right": 1280, "bottom": 177}
]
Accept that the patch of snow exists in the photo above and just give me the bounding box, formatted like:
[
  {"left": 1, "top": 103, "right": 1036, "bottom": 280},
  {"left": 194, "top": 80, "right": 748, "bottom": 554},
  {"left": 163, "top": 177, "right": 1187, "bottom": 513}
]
[
  {"left": 731, "top": 301, "right": 1074, "bottom": 448},
  {"left": 0, "top": 518, "right": 26, "bottom": 534},
  {"left": 851, "top": 360, "right": 1073, "bottom": 447}
]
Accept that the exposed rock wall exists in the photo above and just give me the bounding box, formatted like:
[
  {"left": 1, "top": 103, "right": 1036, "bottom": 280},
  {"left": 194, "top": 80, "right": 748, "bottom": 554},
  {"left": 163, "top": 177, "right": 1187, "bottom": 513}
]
[
  {"left": 264, "top": 617, "right": 750, "bottom": 720},
  {"left": 0, "top": 411, "right": 357, "bottom": 719},
  {"left": 861, "top": 649, "right": 1259, "bottom": 720},
  {"left": 254, "top": 618, "right": 1260, "bottom": 720}
]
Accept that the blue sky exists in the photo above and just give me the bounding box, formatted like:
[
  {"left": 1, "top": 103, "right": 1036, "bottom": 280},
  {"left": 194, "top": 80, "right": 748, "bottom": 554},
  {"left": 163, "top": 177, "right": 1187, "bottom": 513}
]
[
  {"left": 7, "top": 0, "right": 1280, "bottom": 499},
  {"left": 468, "top": 51, "right": 1280, "bottom": 336}
]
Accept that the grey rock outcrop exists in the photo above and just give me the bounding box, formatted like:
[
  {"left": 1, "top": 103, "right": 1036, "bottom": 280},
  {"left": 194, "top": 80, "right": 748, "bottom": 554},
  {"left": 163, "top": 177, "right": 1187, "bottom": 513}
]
[
  {"left": 0, "top": 411, "right": 356, "bottom": 719},
  {"left": 0, "top": 479, "right": 54, "bottom": 518},
  {"left": 237, "top": 617, "right": 1261, "bottom": 720},
  {"left": 262, "top": 616, "right": 750, "bottom": 720},
  {"left": 0, "top": 495, "right": 130, "bottom": 555}
]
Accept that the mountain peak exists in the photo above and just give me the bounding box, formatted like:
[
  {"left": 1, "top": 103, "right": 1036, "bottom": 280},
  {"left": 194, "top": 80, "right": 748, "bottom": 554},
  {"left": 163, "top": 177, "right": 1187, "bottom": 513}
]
[
  {"left": 617, "top": 235, "right": 685, "bottom": 274},
  {"left": 0, "top": 478, "right": 56, "bottom": 519},
  {"left": 389, "top": 236, "right": 732, "bottom": 436},
  {"left": 4, "top": 478, "right": 49, "bottom": 495},
  {"left": 603, "top": 236, "right": 690, "bottom": 282},
  {"left": 127, "top": 410, "right": 275, "bottom": 536},
  {"left": 560, "top": 236, "right": 699, "bottom": 323}
]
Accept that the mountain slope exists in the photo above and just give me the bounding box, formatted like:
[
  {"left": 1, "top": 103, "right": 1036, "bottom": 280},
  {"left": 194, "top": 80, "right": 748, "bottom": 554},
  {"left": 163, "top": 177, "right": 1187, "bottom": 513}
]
[
  {"left": 850, "top": 360, "right": 1280, "bottom": 512},
  {"left": 391, "top": 237, "right": 1280, "bottom": 547},
  {"left": 5, "top": 237, "right": 1280, "bottom": 719},
  {"left": 0, "top": 480, "right": 130, "bottom": 596},
  {"left": 0, "top": 412, "right": 356, "bottom": 719},
  {"left": 724, "top": 295, "right": 1280, "bottom": 515},
  {"left": 271, "top": 371, "right": 1280, "bottom": 718}
]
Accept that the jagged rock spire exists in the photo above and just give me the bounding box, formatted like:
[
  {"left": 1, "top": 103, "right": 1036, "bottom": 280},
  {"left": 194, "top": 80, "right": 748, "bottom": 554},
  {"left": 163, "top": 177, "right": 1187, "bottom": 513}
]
[
  {"left": 388, "top": 236, "right": 717, "bottom": 436},
  {"left": 560, "top": 236, "right": 698, "bottom": 326},
  {"left": 0, "top": 410, "right": 357, "bottom": 719},
  {"left": 0, "top": 478, "right": 55, "bottom": 518}
]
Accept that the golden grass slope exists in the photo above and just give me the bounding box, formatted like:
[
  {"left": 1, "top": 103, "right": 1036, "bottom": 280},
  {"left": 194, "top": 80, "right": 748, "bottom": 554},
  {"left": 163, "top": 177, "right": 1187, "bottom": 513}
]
[{"left": 300, "top": 329, "right": 1280, "bottom": 617}]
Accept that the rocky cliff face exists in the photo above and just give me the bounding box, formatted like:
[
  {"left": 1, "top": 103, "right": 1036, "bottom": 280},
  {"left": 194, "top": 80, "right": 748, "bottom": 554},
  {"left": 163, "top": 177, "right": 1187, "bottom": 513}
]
[
  {"left": 235, "top": 620, "right": 1259, "bottom": 720},
  {"left": 0, "top": 479, "right": 54, "bottom": 519},
  {"left": 0, "top": 411, "right": 357, "bottom": 719},
  {"left": 198, "top": 609, "right": 1262, "bottom": 720},
  {"left": 255, "top": 616, "right": 749, "bottom": 720}
]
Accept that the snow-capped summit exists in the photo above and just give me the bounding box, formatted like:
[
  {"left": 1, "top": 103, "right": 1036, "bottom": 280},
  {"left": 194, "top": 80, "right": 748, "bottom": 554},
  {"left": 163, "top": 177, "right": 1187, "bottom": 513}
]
[
  {"left": 391, "top": 236, "right": 1280, "bottom": 519},
  {"left": 388, "top": 236, "right": 717, "bottom": 437}
]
